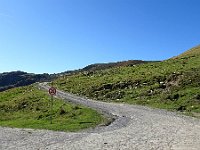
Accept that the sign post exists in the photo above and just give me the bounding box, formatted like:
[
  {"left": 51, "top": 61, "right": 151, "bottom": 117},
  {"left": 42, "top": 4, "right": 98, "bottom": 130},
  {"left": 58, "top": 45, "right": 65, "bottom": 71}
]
[{"left": 48, "top": 87, "right": 56, "bottom": 124}]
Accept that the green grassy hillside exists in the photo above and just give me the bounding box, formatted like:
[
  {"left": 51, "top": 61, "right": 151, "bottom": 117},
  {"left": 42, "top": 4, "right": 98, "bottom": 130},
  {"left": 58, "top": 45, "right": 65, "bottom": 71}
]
[
  {"left": 53, "top": 45, "right": 200, "bottom": 117},
  {"left": 0, "top": 85, "right": 105, "bottom": 131}
]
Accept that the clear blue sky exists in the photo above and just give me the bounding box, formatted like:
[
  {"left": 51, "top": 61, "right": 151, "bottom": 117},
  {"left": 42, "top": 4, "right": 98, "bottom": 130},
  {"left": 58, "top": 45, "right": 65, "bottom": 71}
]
[{"left": 0, "top": 0, "right": 200, "bottom": 74}]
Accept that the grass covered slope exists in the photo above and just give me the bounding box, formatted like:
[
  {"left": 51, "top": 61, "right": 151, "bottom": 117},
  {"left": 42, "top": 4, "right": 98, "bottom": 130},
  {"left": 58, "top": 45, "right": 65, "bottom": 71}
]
[
  {"left": 0, "top": 85, "right": 105, "bottom": 131},
  {"left": 53, "top": 45, "right": 200, "bottom": 117}
]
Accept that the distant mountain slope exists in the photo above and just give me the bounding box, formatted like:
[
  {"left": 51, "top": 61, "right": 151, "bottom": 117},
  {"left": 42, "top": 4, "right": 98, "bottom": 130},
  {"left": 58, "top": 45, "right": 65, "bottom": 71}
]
[
  {"left": 53, "top": 45, "right": 200, "bottom": 117},
  {"left": 82, "top": 60, "right": 156, "bottom": 72},
  {"left": 61, "top": 60, "right": 158, "bottom": 75},
  {"left": 0, "top": 71, "right": 52, "bottom": 92}
]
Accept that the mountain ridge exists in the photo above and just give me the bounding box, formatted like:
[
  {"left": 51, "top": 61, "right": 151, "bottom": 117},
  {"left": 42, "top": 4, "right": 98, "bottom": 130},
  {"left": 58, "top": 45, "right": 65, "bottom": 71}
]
[
  {"left": 60, "top": 60, "right": 158, "bottom": 76},
  {"left": 0, "top": 60, "right": 154, "bottom": 92}
]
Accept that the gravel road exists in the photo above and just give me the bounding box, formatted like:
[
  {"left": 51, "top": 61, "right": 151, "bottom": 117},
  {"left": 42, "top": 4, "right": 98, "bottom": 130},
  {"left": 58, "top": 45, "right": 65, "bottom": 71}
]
[{"left": 0, "top": 83, "right": 200, "bottom": 150}]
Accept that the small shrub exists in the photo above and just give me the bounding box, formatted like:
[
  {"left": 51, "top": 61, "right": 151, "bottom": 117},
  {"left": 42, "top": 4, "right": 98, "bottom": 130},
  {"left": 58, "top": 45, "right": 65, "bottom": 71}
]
[
  {"left": 59, "top": 107, "right": 67, "bottom": 115},
  {"left": 176, "top": 105, "right": 186, "bottom": 112},
  {"left": 195, "top": 94, "right": 200, "bottom": 100},
  {"left": 166, "top": 93, "right": 179, "bottom": 101},
  {"left": 72, "top": 105, "right": 81, "bottom": 110}
]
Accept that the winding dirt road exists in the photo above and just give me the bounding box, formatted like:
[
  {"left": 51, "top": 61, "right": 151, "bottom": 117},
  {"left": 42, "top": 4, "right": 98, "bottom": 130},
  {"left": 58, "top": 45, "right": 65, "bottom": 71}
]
[{"left": 0, "top": 83, "right": 200, "bottom": 150}]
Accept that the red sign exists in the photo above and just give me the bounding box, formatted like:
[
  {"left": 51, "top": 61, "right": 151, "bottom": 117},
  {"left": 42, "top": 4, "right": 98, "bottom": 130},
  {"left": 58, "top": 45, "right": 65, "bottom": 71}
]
[{"left": 49, "top": 87, "right": 56, "bottom": 96}]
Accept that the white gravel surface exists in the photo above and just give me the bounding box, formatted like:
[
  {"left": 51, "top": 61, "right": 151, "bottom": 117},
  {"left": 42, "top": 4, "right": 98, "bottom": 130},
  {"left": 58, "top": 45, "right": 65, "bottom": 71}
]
[{"left": 0, "top": 83, "right": 200, "bottom": 150}]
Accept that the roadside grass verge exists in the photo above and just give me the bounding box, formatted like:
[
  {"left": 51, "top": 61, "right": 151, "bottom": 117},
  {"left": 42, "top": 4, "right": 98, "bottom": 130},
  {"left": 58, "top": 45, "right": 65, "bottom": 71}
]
[{"left": 0, "top": 85, "right": 106, "bottom": 132}]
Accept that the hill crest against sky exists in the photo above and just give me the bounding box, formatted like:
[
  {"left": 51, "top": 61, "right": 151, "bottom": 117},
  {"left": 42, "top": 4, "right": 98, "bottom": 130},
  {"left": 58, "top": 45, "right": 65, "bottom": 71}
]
[{"left": 174, "top": 45, "right": 200, "bottom": 58}]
